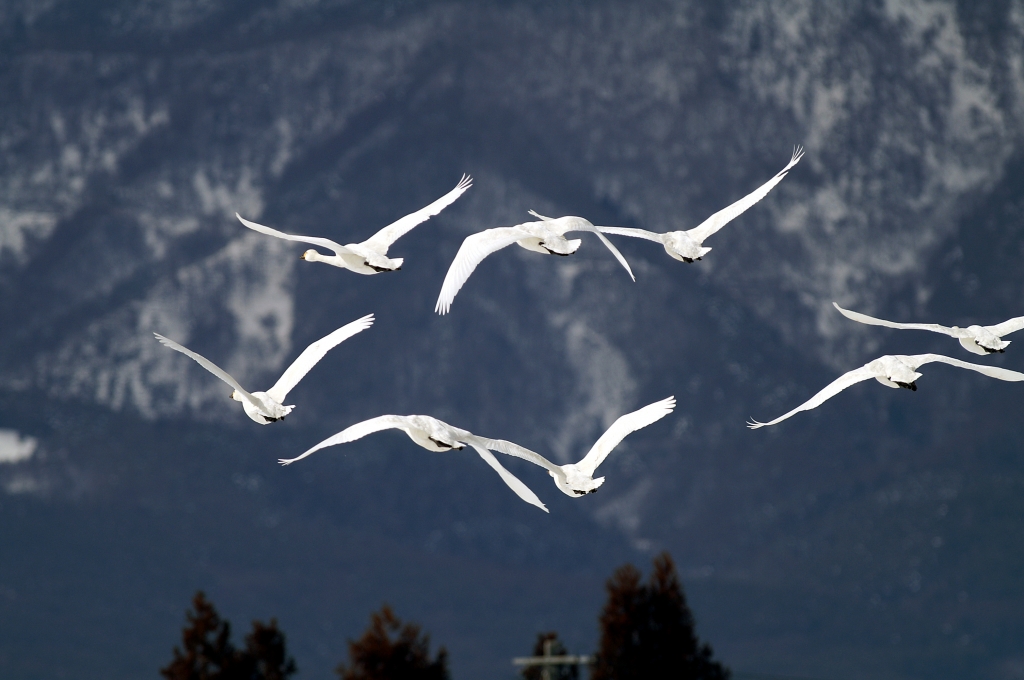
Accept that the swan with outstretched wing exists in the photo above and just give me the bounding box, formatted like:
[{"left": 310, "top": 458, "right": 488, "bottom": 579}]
[
  {"left": 279, "top": 414, "right": 549, "bottom": 512},
  {"left": 748, "top": 353, "right": 1024, "bottom": 429},
  {"left": 599, "top": 147, "right": 803, "bottom": 263},
  {"left": 237, "top": 175, "right": 472, "bottom": 274},
  {"left": 833, "top": 302, "right": 1024, "bottom": 355},
  {"left": 434, "top": 212, "right": 634, "bottom": 315},
  {"left": 154, "top": 314, "right": 373, "bottom": 424},
  {"left": 486, "top": 396, "right": 676, "bottom": 497}
]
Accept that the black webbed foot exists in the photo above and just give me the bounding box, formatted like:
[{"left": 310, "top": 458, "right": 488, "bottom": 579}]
[{"left": 896, "top": 381, "right": 918, "bottom": 391}]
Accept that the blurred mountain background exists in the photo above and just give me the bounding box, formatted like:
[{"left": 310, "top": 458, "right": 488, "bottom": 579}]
[{"left": 2, "top": 1, "right": 1024, "bottom": 678}]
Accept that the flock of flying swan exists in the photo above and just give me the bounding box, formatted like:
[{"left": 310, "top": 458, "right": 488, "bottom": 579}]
[{"left": 152, "top": 145, "right": 1020, "bottom": 511}]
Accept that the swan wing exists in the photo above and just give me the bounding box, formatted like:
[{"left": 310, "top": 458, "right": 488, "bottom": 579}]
[
  {"left": 833, "top": 302, "right": 956, "bottom": 335},
  {"left": 266, "top": 313, "right": 374, "bottom": 403},
  {"left": 747, "top": 366, "right": 876, "bottom": 429},
  {"left": 236, "top": 213, "right": 352, "bottom": 256},
  {"left": 464, "top": 438, "right": 548, "bottom": 512},
  {"left": 364, "top": 174, "right": 473, "bottom": 253},
  {"left": 596, "top": 226, "right": 666, "bottom": 244},
  {"left": 577, "top": 396, "right": 675, "bottom": 476},
  {"left": 278, "top": 415, "right": 411, "bottom": 465},
  {"left": 153, "top": 333, "right": 263, "bottom": 411},
  {"left": 901, "top": 354, "right": 1024, "bottom": 381},
  {"left": 434, "top": 226, "right": 528, "bottom": 314},
  {"left": 985, "top": 316, "right": 1024, "bottom": 337},
  {"left": 687, "top": 145, "right": 804, "bottom": 245},
  {"left": 484, "top": 437, "right": 564, "bottom": 477}
]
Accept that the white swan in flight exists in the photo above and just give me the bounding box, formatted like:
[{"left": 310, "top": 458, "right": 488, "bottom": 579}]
[
  {"left": 434, "top": 211, "right": 635, "bottom": 314},
  {"left": 748, "top": 354, "right": 1024, "bottom": 429},
  {"left": 154, "top": 314, "right": 374, "bottom": 424},
  {"left": 278, "top": 414, "right": 550, "bottom": 512},
  {"left": 490, "top": 396, "right": 676, "bottom": 497},
  {"left": 598, "top": 146, "right": 803, "bottom": 262},
  {"left": 833, "top": 302, "right": 1024, "bottom": 356},
  {"left": 236, "top": 175, "right": 472, "bottom": 275}
]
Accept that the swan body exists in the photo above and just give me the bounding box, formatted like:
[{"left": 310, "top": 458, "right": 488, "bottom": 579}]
[
  {"left": 489, "top": 396, "right": 676, "bottom": 497},
  {"left": 599, "top": 146, "right": 803, "bottom": 262},
  {"left": 434, "top": 212, "right": 634, "bottom": 315},
  {"left": 153, "top": 313, "right": 374, "bottom": 424},
  {"left": 833, "top": 302, "right": 1024, "bottom": 355},
  {"left": 236, "top": 174, "right": 472, "bottom": 275},
  {"left": 279, "top": 414, "right": 550, "bottom": 512},
  {"left": 748, "top": 353, "right": 1024, "bottom": 429}
]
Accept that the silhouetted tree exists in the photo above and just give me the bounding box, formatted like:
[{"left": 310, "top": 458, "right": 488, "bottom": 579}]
[
  {"left": 336, "top": 605, "right": 449, "bottom": 680},
  {"left": 521, "top": 632, "right": 579, "bottom": 680},
  {"left": 162, "top": 592, "right": 240, "bottom": 680},
  {"left": 161, "top": 591, "right": 297, "bottom": 680},
  {"left": 592, "top": 553, "right": 729, "bottom": 680},
  {"left": 238, "top": 618, "right": 298, "bottom": 680}
]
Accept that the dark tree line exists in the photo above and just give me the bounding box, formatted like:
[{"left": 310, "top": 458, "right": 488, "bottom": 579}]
[
  {"left": 160, "top": 592, "right": 297, "bottom": 680},
  {"left": 164, "top": 553, "right": 726, "bottom": 679}
]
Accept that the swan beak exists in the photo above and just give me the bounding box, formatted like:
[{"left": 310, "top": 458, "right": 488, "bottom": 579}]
[{"left": 299, "top": 253, "right": 306, "bottom": 260}]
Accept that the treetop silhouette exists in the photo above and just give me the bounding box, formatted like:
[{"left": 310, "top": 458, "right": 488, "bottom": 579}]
[
  {"left": 336, "top": 604, "right": 450, "bottom": 680},
  {"left": 593, "top": 552, "right": 729, "bottom": 680}
]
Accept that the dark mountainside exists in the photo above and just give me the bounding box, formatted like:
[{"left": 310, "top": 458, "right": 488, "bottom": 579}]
[{"left": 1, "top": 2, "right": 1023, "bottom": 679}]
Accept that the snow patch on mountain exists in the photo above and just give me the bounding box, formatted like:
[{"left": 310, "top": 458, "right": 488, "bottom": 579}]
[{"left": 33, "top": 232, "right": 294, "bottom": 420}]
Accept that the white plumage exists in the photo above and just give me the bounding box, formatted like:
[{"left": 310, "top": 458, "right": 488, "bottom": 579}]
[
  {"left": 154, "top": 314, "right": 374, "bottom": 424},
  {"left": 833, "top": 302, "right": 1024, "bottom": 355},
  {"left": 237, "top": 175, "right": 472, "bottom": 275},
  {"left": 748, "top": 354, "right": 1024, "bottom": 429},
  {"left": 279, "top": 414, "right": 549, "bottom": 512},
  {"left": 599, "top": 147, "right": 803, "bottom": 263},
  {"left": 489, "top": 396, "right": 676, "bottom": 497},
  {"left": 434, "top": 212, "right": 635, "bottom": 315}
]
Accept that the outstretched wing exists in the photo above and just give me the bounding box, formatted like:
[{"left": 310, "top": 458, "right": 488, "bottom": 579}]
[
  {"left": 986, "top": 316, "right": 1024, "bottom": 338},
  {"left": 266, "top": 314, "right": 374, "bottom": 403},
  {"left": 577, "top": 396, "right": 675, "bottom": 476},
  {"left": 434, "top": 226, "right": 528, "bottom": 314},
  {"left": 747, "top": 366, "right": 876, "bottom": 429},
  {"left": 153, "top": 333, "right": 263, "bottom": 411},
  {"left": 833, "top": 302, "right": 956, "bottom": 335},
  {"left": 236, "top": 213, "right": 352, "bottom": 256},
  {"left": 463, "top": 438, "right": 548, "bottom": 513},
  {"left": 686, "top": 145, "right": 804, "bottom": 245},
  {"left": 902, "top": 354, "right": 1024, "bottom": 381},
  {"left": 278, "top": 415, "right": 411, "bottom": 465},
  {"left": 596, "top": 226, "right": 666, "bottom": 243},
  {"left": 526, "top": 211, "right": 635, "bottom": 281},
  {"left": 484, "top": 437, "right": 564, "bottom": 477},
  {"left": 364, "top": 175, "right": 473, "bottom": 253}
]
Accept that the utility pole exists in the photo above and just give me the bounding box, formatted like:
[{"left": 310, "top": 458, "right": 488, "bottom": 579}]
[{"left": 512, "top": 638, "right": 593, "bottom": 680}]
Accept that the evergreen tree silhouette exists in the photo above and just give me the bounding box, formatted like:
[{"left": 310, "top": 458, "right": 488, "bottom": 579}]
[
  {"left": 161, "top": 591, "right": 297, "bottom": 680},
  {"left": 238, "top": 618, "right": 298, "bottom": 680},
  {"left": 592, "top": 553, "right": 729, "bottom": 680},
  {"left": 336, "top": 605, "right": 449, "bottom": 680},
  {"left": 521, "top": 632, "right": 579, "bottom": 680},
  {"left": 162, "top": 591, "right": 240, "bottom": 680}
]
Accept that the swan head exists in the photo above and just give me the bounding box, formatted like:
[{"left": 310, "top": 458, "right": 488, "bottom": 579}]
[
  {"left": 230, "top": 390, "right": 243, "bottom": 402},
  {"left": 300, "top": 249, "right": 319, "bottom": 262}
]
